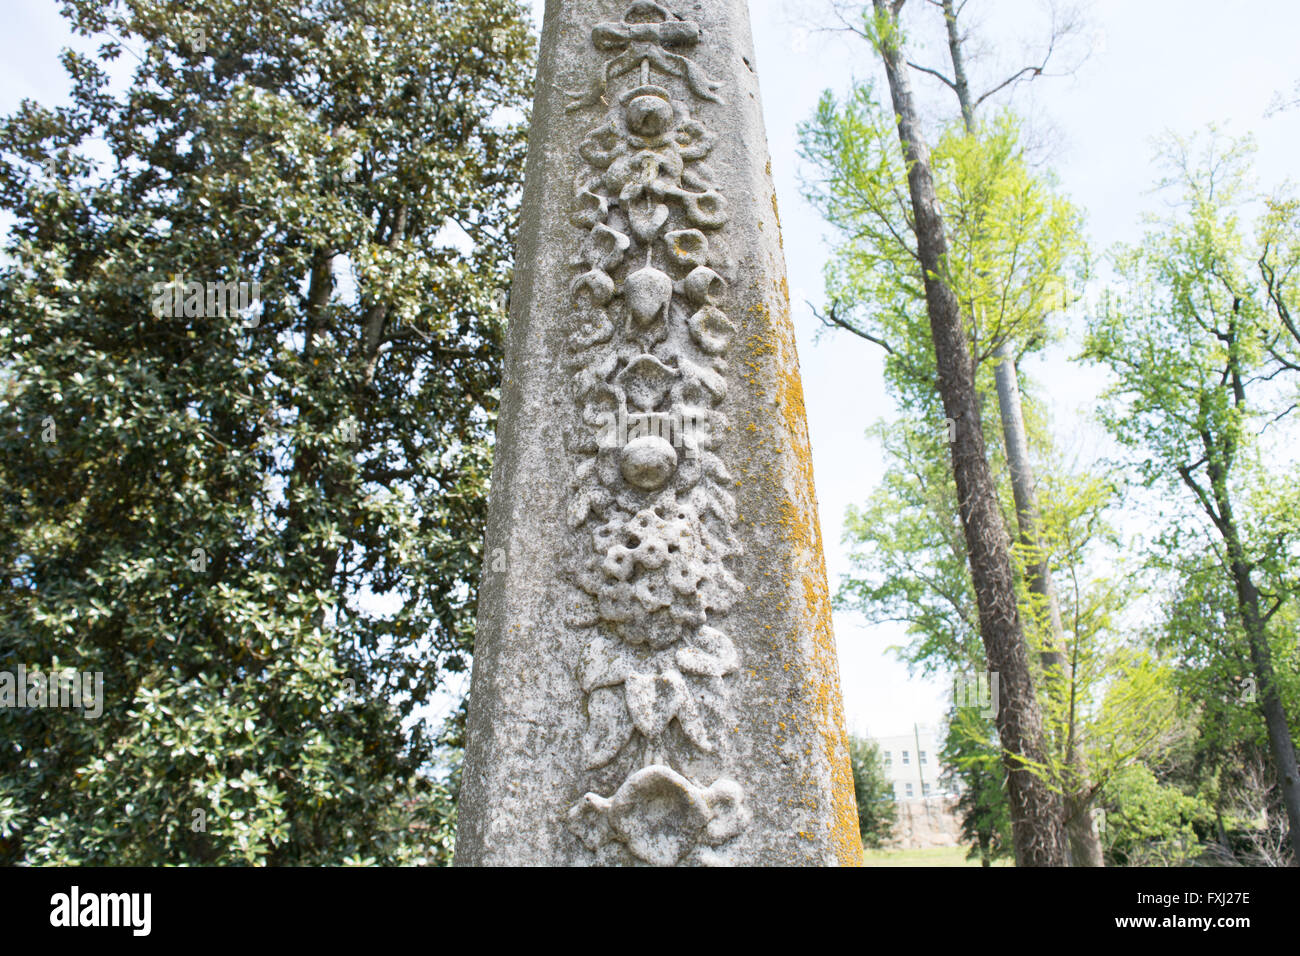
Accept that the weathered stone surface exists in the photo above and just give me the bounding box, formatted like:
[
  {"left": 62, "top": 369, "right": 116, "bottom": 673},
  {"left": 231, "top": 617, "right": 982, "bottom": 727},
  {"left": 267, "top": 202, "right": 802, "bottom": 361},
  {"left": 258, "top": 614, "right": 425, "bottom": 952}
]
[{"left": 455, "top": 0, "right": 860, "bottom": 866}]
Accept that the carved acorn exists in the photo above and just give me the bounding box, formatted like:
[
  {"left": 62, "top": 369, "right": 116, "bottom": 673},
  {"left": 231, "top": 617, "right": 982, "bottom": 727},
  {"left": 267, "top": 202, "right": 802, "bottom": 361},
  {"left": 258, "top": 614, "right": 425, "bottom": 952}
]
[
  {"left": 625, "top": 94, "right": 675, "bottom": 138},
  {"left": 620, "top": 434, "right": 677, "bottom": 490}
]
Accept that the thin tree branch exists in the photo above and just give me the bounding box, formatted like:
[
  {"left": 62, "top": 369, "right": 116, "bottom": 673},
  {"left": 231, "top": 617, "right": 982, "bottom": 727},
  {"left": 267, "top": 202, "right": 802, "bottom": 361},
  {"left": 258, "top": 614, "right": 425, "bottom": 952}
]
[
  {"left": 973, "top": 64, "right": 1046, "bottom": 111},
  {"left": 906, "top": 60, "right": 958, "bottom": 91}
]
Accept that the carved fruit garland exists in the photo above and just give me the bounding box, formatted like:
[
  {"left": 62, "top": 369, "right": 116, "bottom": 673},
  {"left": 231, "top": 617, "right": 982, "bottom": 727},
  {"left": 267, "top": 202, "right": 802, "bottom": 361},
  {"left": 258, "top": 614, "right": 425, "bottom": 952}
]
[{"left": 563, "top": 1, "right": 749, "bottom": 866}]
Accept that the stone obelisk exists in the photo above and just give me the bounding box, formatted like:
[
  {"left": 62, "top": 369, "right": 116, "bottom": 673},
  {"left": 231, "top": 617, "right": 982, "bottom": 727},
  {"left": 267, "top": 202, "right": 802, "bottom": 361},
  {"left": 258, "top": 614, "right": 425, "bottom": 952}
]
[{"left": 456, "top": 0, "right": 860, "bottom": 866}]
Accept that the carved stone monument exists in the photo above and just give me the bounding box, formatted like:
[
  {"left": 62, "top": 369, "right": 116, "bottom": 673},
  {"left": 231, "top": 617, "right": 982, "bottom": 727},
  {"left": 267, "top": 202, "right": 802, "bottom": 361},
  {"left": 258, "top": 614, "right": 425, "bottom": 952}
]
[{"left": 455, "top": 0, "right": 860, "bottom": 866}]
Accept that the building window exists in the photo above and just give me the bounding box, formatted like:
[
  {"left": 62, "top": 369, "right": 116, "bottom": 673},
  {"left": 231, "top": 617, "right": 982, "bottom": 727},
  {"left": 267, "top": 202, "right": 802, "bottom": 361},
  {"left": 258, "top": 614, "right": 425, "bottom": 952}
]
[
  {"left": 905, "top": 782, "right": 914, "bottom": 798},
  {"left": 883, "top": 750, "right": 891, "bottom": 765},
  {"left": 902, "top": 750, "right": 910, "bottom": 765},
  {"left": 920, "top": 751, "right": 927, "bottom": 764},
  {"left": 923, "top": 783, "right": 931, "bottom": 796}
]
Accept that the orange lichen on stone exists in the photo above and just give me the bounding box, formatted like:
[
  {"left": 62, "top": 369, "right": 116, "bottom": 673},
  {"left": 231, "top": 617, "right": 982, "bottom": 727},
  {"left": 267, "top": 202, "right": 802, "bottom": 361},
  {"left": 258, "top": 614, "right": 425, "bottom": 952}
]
[
  {"left": 740, "top": 283, "right": 861, "bottom": 864},
  {"left": 767, "top": 283, "right": 862, "bottom": 865}
]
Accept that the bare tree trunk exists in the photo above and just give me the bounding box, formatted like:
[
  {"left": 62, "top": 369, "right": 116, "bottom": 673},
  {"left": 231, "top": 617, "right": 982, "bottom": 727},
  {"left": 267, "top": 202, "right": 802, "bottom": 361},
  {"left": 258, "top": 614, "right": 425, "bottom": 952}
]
[
  {"left": 934, "top": 0, "right": 1097, "bottom": 864},
  {"left": 1249, "top": 634, "right": 1300, "bottom": 864},
  {"left": 939, "top": 0, "right": 1102, "bottom": 866},
  {"left": 940, "top": 0, "right": 975, "bottom": 130},
  {"left": 1210, "top": 477, "right": 1300, "bottom": 864},
  {"left": 872, "top": 0, "right": 1066, "bottom": 866},
  {"left": 993, "top": 342, "right": 1104, "bottom": 866},
  {"left": 991, "top": 343, "right": 1067, "bottom": 669}
]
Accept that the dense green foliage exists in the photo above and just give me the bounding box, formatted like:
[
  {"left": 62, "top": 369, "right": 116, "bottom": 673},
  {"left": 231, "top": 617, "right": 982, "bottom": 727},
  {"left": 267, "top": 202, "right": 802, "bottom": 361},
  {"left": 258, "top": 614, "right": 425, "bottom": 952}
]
[
  {"left": 848, "top": 733, "right": 898, "bottom": 848},
  {"left": 1100, "top": 764, "right": 1215, "bottom": 867},
  {"left": 941, "top": 708, "right": 1013, "bottom": 866},
  {"left": 0, "top": 0, "right": 533, "bottom": 864}
]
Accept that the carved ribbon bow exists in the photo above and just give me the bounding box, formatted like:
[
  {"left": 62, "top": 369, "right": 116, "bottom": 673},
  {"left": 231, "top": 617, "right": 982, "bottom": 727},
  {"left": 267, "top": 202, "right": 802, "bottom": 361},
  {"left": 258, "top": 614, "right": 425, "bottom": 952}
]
[
  {"left": 566, "top": 3, "right": 724, "bottom": 110},
  {"left": 591, "top": 19, "right": 698, "bottom": 52}
]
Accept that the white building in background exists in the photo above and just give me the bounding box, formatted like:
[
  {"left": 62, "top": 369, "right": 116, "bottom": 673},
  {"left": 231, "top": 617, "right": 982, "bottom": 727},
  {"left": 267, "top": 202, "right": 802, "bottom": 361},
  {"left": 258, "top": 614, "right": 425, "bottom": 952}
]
[
  {"left": 873, "top": 724, "right": 953, "bottom": 801},
  {"left": 869, "top": 724, "right": 962, "bottom": 849}
]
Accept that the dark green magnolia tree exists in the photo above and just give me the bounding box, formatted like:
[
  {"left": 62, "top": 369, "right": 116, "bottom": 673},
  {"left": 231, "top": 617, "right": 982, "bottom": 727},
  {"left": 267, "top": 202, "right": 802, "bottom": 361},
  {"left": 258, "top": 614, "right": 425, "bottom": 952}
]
[
  {"left": 0, "top": 0, "right": 533, "bottom": 864},
  {"left": 848, "top": 733, "right": 898, "bottom": 848}
]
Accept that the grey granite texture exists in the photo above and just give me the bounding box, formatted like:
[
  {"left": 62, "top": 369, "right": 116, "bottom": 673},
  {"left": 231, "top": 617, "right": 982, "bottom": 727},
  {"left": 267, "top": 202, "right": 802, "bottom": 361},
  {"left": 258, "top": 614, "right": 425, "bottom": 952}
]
[{"left": 455, "top": 0, "right": 860, "bottom": 866}]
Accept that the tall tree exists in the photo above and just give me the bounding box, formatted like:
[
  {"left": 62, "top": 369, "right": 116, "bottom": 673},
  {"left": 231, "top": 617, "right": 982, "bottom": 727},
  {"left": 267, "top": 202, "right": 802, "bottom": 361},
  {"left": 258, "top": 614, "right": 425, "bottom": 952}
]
[
  {"left": 924, "top": 0, "right": 1102, "bottom": 865},
  {"left": 830, "top": 0, "right": 1097, "bottom": 865},
  {"left": 1085, "top": 130, "right": 1300, "bottom": 863},
  {"left": 0, "top": 0, "right": 533, "bottom": 864},
  {"left": 814, "top": 0, "right": 1067, "bottom": 864}
]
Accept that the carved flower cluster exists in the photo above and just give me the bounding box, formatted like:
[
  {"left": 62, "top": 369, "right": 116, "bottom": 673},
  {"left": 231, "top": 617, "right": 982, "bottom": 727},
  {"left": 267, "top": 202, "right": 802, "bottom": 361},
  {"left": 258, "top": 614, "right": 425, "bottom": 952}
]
[{"left": 573, "top": 501, "right": 739, "bottom": 649}]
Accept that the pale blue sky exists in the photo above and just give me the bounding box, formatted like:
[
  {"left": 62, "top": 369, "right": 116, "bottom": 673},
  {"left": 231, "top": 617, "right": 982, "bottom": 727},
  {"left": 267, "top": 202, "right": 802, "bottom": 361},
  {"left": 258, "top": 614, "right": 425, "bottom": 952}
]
[{"left": 3, "top": 1, "right": 1297, "bottom": 741}]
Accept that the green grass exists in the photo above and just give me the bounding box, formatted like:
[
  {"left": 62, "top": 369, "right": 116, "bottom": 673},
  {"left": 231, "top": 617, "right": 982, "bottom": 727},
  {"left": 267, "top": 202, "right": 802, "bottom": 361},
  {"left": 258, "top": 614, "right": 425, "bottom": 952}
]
[{"left": 861, "top": 844, "right": 1011, "bottom": 867}]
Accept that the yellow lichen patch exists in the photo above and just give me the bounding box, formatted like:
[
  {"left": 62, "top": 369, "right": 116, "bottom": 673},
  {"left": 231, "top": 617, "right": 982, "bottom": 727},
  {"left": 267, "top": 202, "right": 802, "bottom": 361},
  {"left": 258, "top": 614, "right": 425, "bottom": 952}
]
[
  {"left": 774, "top": 274, "right": 790, "bottom": 309},
  {"left": 768, "top": 281, "right": 862, "bottom": 865},
  {"left": 741, "top": 278, "right": 860, "bottom": 863}
]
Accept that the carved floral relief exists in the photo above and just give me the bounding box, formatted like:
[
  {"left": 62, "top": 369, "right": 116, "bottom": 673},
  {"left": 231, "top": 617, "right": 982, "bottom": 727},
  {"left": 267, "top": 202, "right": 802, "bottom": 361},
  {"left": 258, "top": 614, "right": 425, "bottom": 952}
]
[{"left": 562, "top": 1, "right": 750, "bottom": 865}]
